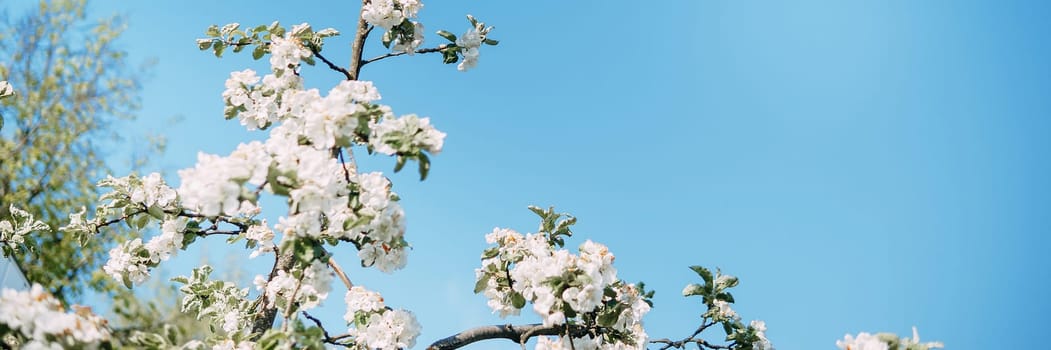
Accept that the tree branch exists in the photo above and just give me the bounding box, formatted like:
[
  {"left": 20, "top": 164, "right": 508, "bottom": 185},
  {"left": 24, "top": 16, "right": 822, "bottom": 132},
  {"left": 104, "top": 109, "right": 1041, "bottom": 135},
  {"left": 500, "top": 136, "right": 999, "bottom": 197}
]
[
  {"left": 251, "top": 251, "right": 294, "bottom": 337},
  {"left": 310, "top": 47, "right": 352, "bottom": 80},
  {"left": 304, "top": 311, "right": 352, "bottom": 347},
  {"left": 426, "top": 323, "right": 589, "bottom": 350},
  {"left": 347, "top": 1, "right": 372, "bottom": 80},
  {"left": 328, "top": 256, "right": 353, "bottom": 290},
  {"left": 648, "top": 321, "right": 730, "bottom": 350},
  {"left": 361, "top": 45, "right": 449, "bottom": 67}
]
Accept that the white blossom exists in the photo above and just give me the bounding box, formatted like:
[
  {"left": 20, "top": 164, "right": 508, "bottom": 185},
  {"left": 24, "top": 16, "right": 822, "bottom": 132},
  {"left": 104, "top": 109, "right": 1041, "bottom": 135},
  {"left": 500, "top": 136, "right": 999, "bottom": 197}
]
[
  {"left": 245, "top": 221, "right": 275, "bottom": 258},
  {"left": 361, "top": 0, "right": 422, "bottom": 30},
  {"left": 130, "top": 172, "right": 178, "bottom": 209},
  {"left": 104, "top": 238, "right": 152, "bottom": 285},
  {"left": 0, "top": 80, "right": 14, "bottom": 98},
  {"left": 257, "top": 260, "right": 331, "bottom": 312},
  {"left": 268, "top": 32, "right": 312, "bottom": 71},
  {"left": 344, "top": 286, "right": 387, "bottom": 325},
  {"left": 836, "top": 332, "right": 887, "bottom": 350},
  {"left": 392, "top": 21, "right": 425, "bottom": 53},
  {"left": 370, "top": 114, "right": 446, "bottom": 155},
  {"left": 903, "top": 327, "right": 944, "bottom": 349},
  {"left": 0, "top": 284, "right": 110, "bottom": 346},
  {"left": 353, "top": 309, "right": 421, "bottom": 350},
  {"left": 177, "top": 142, "right": 269, "bottom": 217},
  {"left": 144, "top": 216, "right": 188, "bottom": 263}
]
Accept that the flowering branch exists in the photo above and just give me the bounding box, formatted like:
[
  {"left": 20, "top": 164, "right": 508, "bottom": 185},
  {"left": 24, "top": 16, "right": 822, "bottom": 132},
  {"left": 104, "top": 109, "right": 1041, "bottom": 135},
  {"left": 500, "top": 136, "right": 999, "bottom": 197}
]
[
  {"left": 361, "top": 44, "right": 449, "bottom": 66},
  {"left": 650, "top": 322, "right": 730, "bottom": 350},
  {"left": 426, "top": 323, "right": 589, "bottom": 350}
]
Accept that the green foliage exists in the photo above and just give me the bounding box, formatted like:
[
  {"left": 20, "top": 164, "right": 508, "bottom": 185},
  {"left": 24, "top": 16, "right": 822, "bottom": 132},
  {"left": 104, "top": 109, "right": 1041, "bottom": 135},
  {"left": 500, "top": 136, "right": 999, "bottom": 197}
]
[
  {"left": 196, "top": 21, "right": 339, "bottom": 60},
  {"left": 0, "top": 0, "right": 149, "bottom": 304},
  {"left": 528, "top": 205, "right": 576, "bottom": 247}
]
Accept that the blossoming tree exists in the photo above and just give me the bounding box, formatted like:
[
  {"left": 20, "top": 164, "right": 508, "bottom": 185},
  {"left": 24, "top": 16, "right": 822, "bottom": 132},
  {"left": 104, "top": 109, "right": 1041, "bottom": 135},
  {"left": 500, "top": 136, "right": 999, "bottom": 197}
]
[{"left": 0, "top": 2, "right": 944, "bottom": 350}]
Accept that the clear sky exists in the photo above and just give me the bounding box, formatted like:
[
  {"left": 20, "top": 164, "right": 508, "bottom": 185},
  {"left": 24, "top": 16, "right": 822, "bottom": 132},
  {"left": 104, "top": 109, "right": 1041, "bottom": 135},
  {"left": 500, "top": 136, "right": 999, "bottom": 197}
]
[{"left": 68, "top": 0, "right": 1051, "bottom": 348}]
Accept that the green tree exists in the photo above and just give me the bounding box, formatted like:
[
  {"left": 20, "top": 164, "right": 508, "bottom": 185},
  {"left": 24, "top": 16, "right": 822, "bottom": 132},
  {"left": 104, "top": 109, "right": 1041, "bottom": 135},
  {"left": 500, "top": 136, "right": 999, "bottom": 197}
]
[
  {"left": 0, "top": 0, "right": 139, "bottom": 304},
  {"left": 0, "top": 1, "right": 212, "bottom": 345}
]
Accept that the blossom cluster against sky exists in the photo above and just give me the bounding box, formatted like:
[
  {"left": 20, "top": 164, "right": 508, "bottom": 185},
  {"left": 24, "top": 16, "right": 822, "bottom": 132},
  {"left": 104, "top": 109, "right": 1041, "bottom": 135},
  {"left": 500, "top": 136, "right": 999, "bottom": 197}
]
[{"left": 77, "top": 1, "right": 1051, "bottom": 348}]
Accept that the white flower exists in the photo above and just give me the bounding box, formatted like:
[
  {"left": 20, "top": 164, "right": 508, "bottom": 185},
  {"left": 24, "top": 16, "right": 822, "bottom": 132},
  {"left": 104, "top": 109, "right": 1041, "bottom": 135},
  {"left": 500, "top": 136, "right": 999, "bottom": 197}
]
[
  {"left": 361, "top": 0, "right": 422, "bottom": 30},
  {"left": 144, "top": 216, "right": 188, "bottom": 263},
  {"left": 0, "top": 284, "right": 110, "bottom": 346},
  {"left": 245, "top": 221, "right": 275, "bottom": 258},
  {"left": 268, "top": 33, "right": 311, "bottom": 71},
  {"left": 0, "top": 80, "right": 14, "bottom": 98},
  {"left": 712, "top": 300, "right": 739, "bottom": 321},
  {"left": 356, "top": 309, "right": 421, "bottom": 350},
  {"left": 345, "top": 286, "right": 386, "bottom": 324},
  {"left": 130, "top": 172, "right": 178, "bottom": 209},
  {"left": 392, "top": 21, "right": 425, "bottom": 54},
  {"left": 903, "top": 327, "right": 944, "bottom": 349},
  {"left": 104, "top": 238, "right": 152, "bottom": 284},
  {"left": 260, "top": 260, "right": 331, "bottom": 311},
  {"left": 177, "top": 153, "right": 244, "bottom": 217},
  {"left": 836, "top": 332, "right": 886, "bottom": 350},
  {"left": 369, "top": 114, "right": 446, "bottom": 155}
]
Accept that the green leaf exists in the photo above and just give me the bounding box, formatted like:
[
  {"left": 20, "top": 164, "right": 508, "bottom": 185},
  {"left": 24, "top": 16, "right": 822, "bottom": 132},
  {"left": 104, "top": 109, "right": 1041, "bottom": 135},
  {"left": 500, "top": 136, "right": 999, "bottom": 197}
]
[
  {"left": 197, "top": 39, "right": 213, "bottom": 50},
  {"left": 393, "top": 155, "right": 406, "bottom": 173},
  {"left": 213, "top": 42, "right": 226, "bottom": 58},
  {"left": 690, "top": 265, "right": 714, "bottom": 285},
  {"left": 205, "top": 24, "right": 220, "bottom": 37},
  {"left": 483, "top": 38, "right": 499, "bottom": 46},
  {"left": 147, "top": 205, "right": 165, "bottom": 220},
  {"left": 511, "top": 292, "right": 526, "bottom": 309},
  {"left": 417, "top": 153, "right": 431, "bottom": 181},
  {"left": 250, "top": 43, "right": 266, "bottom": 59},
  {"left": 442, "top": 48, "right": 459, "bottom": 64},
  {"left": 682, "top": 283, "right": 705, "bottom": 297},
  {"left": 122, "top": 275, "right": 133, "bottom": 289},
  {"left": 134, "top": 214, "right": 150, "bottom": 230},
  {"left": 473, "top": 275, "right": 489, "bottom": 294},
  {"left": 481, "top": 247, "right": 499, "bottom": 259},
  {"left": 597, "top": 310, "right": 619, "bottom": 327},
  {"left": 436, "top": 30, "right": 457, "bottom": 42},
  {"left": 382, "top": 31, "right": 393, "bottom": 49}
]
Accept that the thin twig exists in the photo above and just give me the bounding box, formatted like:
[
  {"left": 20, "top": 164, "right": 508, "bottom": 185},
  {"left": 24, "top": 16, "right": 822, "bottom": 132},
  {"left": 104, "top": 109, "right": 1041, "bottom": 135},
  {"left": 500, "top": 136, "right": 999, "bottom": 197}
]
[
  {"left": 311, "top": 47, "right": 352, "bottom": 80},
  {"left": 361, "top": 45, "right": 449, "bottom": 66},
  {"left": 304, "top": 311, "right": 352, "bottom": 347},
  {"left": 427, "top": 323, "right": 593, "bottom": 350},
  {"left": 328, "top": 256, "right": 354, "bottom": 290},
  {"left": 648, "top": 321, "right": 730, "bottom": 350}
]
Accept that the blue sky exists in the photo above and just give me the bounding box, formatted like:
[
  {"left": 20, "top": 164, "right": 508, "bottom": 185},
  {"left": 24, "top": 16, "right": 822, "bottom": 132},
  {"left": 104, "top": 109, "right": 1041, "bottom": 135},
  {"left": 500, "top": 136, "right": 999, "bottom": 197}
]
[{"left": 66, "top": 0, "right": 1051, "bottom": 348}]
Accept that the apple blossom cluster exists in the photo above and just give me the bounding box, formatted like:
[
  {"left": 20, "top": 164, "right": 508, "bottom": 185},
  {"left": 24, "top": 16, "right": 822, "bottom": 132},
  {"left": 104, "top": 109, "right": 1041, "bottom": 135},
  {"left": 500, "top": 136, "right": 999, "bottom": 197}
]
[
  {"left": 0, "top": 284, "right": 111, "bottom": 348},
  {"left": 173, "top": 266, "right": 255, "bottom": 337},
  {"left": 362, "top": 0, "right": 425, "bottom": 53},
  {"left": 836, "top": 328, "right": 943, "bottom": 350},
  {"left": 204, "top": 25, "right": 431, "bottom": 273},
  {"left": 343, "top": 286, "right": 422, "bottom": 350},
  {"left": 177, "top": 142, "right": 268, "bottom": 217},
  {"left": 0, "top": 80, "right": 12, "bottom": 102},
  {"left": 362, "top": 0, "right": 422, "bottom": 30},
  {"left": 682, "top": 266, "right": 774, "bottom": 350},
  {"left": 0, "top": 205, "right": 48, "bottom": 252},
  {"left": 254, "top": 260, "right": 332, "bottom": 313},
  {"left": 454, "top": 15, "right": 494, "bottom": 71},
  {"left": 474, "top": 208, "right": 651, "bottom": 349},
  {"left": 183, "top": 339, "right": 256, "bottom": 350}
]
